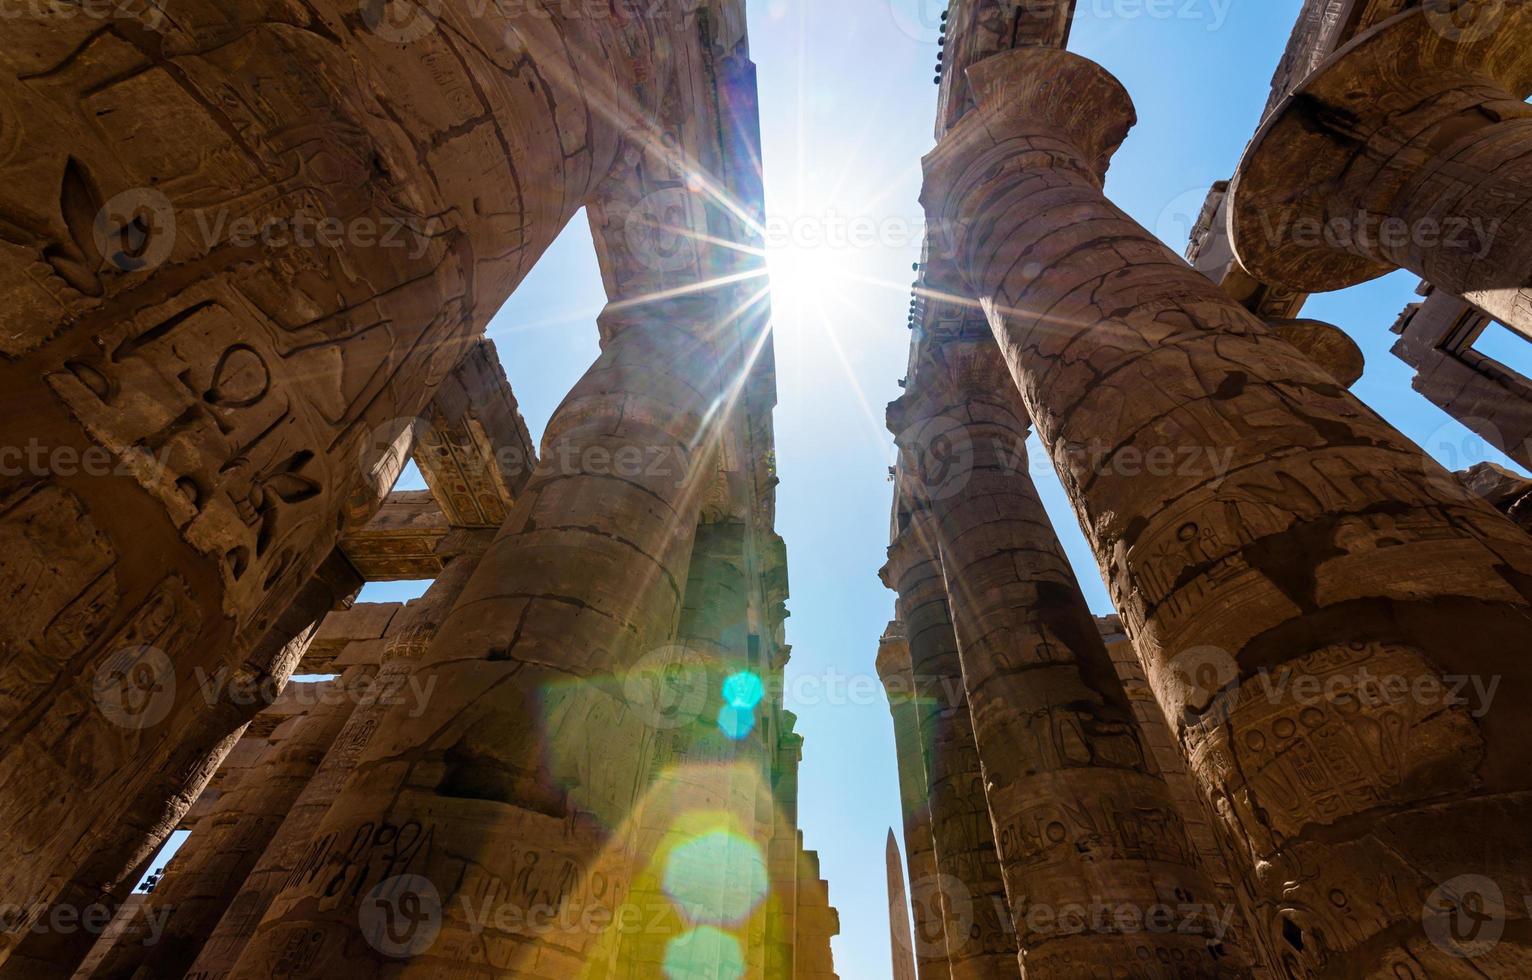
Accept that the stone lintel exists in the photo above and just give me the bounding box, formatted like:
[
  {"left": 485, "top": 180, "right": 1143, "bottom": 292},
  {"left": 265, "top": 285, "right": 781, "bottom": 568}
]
[
  {"left": 338, "top": 490, "right": 450, "bottom": 581},
  {"left": 414, "top": 339, "right": 536, "bottom": 530}
]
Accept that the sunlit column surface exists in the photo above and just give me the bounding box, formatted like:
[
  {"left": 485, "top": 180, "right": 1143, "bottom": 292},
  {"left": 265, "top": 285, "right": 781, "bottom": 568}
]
[
  {"left": 222, "top": 293, "right": 744, "bottom": 978},
  {"left": 882, "top": 518, "right": 1020, "bottom": 980},
  {"left": 892, "top": 332, "right": 1255, "bottom": 977},
  {"left": 925, "top": 43, "right": 1532, "bottom": 977}
]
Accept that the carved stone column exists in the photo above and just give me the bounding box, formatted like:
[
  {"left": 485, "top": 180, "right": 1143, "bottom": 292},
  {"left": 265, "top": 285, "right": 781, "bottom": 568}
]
[
  {"left": 1230, "top": 5, "right": 1532, "bottom": 335},
  {"left": 876, "top": 622, "right": 951, "bottom": 980},
  {"left": 183, "top": 533, "right": 491, "bottom": 979},
  {"left": 89, "top": 669, "right": 368, "bottom": 980},
  {"left": 615, "top": 521, "right": 767, "bottom": 978},
  {"left": 0, "top": 550, "right": 359, "bottom": 978},
  {"left": 925, "top": 44, "right": 1532, "bottom": 976},
  {"left": 224, "top": 295, "right": 736, "bottom": 978},
  {"left": 882, "top": 519, "right": 1019, "bottom": 980},
  {"left": 892, "top": 334, "right": 1254, "bottom": 977},
  {"left": 0, "top": 4, "right": 666, "bottom": 944}
]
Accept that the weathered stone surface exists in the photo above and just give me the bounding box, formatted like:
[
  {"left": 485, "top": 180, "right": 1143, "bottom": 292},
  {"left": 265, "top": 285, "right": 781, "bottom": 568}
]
[
  {"left": 1392, "top": 281, "right": 1532, "bottom": 471},
  {"left": 338, "top": 493, "right": 450, "bottom": 583},
  {"left": 184, "top": 535, "right": 490, "bottom": 980},
  {"left": 924, "top": 41, "right": 1532, "bottom": 976},
  {"left": 1230, "top": 5, "right": 1532, "bottom": 334},
  {"left": 883, "top": 516, "right": 1019, "bottom": 979},
  {"left": 87, "top": 673, "right": 365, "bottom": 980},
  {"left": 892, "top": 332, "right": 1253, "bottom": 977},
  {"left": 0, "top": 5, "right": 670, "bottom": 951}
]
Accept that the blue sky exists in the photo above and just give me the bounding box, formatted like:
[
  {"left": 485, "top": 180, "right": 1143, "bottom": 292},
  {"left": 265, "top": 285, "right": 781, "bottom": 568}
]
[{"left": 364, "top": 1, "right": 1528, "bottom": 974}]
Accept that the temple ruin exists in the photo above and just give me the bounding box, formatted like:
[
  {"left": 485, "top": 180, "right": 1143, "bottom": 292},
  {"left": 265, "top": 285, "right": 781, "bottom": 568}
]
[{"left": 2, "top": 0, "right": 1531, "bottom": 977}]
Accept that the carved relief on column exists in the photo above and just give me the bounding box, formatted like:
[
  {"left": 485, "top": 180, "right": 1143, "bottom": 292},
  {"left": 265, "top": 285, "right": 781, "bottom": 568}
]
[
  {"left": 876, "top": 622, "right": 952, "bottom": 980},
  {"left": 87, "top": 671, "right": 368, "bottom": 980},
  {"left": 0, "top": 3, "right": 669, "bottom": 943},
  {"left": 1230, "top": 5, "right": 1532, "bottom": 335},
  {"left": 184, "top": 533, "right": 491, "bottom": 980},
  {"left": 924, "top": 44, "right": 1532, "bottom": 976},
  {"left": 224, "top": 295, "right": 738, "bottom": 979},
  {"left": 882, "top": 518, "right": 1019, "bottom": 980},
  {"left": 891, "top": 334, "right": 1254, "bottom": 978}
]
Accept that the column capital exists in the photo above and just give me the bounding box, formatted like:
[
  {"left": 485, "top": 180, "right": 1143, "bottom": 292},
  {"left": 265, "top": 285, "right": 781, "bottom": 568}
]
[
  {"left": 1229, "top": 3, "right": 1532, "bottom": 292},
  {"left": 921, "top": 46, "right": 1136, "bottom": 221},
  {"left": 887, "top": 334, "right": 1022, "bottom": 441}
]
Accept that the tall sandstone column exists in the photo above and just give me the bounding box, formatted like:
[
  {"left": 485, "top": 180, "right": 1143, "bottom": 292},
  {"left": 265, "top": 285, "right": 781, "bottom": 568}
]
[
  {"left": 616, "top": 520, "right": 768, "bottom": 978},
  {"left": 225, "top": 295, "right": 739, "bottom": 978},
  {"left": 892, "top": 331, "right": 1253, "bottom": 977},
  {"left": 1230, "top": 5, "right": 1532, "bottom": 336},
  {"left": 875, "top": 622, "right": 951, "bottom": 980},
  {"left": 88, "top": 671, "right": 368, "bottom": 980},
  {"left": 184, "top": 534, "right": 492, "bottom": 979},
  {"left": 0, "top": 4, "right": 667, "bottom": 947},
  {"left": 924, "top": 44, "right": 1532, "bottom": 976},
  {"left": 882, "top": 520, "right": 1018, "bottom": 980}
]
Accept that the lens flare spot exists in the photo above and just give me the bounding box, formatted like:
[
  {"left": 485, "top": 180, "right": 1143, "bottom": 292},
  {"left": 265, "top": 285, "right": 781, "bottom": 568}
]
[
  {"left": 664, "top": 926, "right": 745, "bottom": 979},
  {"left": 662, "top": 831, "right": 768, "bottom": 926},
  {"left": 716, "top": 704, "right": 756, "bottom": 741},
  {"left": 722, "top": 671, "right": 765, "bottom": 709}
]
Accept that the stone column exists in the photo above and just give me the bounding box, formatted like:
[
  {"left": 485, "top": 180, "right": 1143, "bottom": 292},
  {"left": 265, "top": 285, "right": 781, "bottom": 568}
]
[
  {"left": 891, "top": 335, "right": 1253, "bottom": 977},
  {"left": 765, "top": 727, "right": 803, "bottom": 979},
  {"left": 881, "top": 520, "right": 1018, "bottom": 980},
  {"left": 886, "top": 829, "right": 918, "bottom": 980},
  {"left": 0, "top": 551, "right": 359, "bottom": 978},
  {"left": 875, "top": 622, "right": 951, "bottom": 980},
  {"left": 224, "top": 296, "right": 736, "bottom": 978},
  {"left": 925, "top": 44, "right": 1532, "bottom": 976},
  {"left": 615, "top": 520, "right": 766, "bottom": 978},
  {"left": 1230, "top": 5, "right": 1532, "bottom": 335},
  {"left": 183, "top": 534, "right": 491, "bottom": 979},
  {"left": 86, "top": 670, "right": 368, "bottom": 980},
  {"left": 0, "top": 4, "right": 664, "bottom": 945}
]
